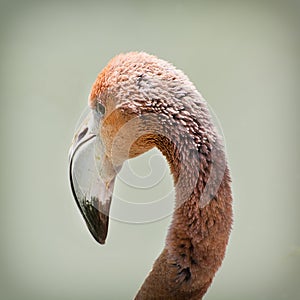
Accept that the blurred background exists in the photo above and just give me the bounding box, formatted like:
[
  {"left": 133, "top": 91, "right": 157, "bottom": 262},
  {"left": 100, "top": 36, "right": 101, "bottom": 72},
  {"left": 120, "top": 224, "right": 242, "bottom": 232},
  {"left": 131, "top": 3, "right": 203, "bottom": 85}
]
[{"left": 0, "top": 0, "right": 299, "bottom": 299}]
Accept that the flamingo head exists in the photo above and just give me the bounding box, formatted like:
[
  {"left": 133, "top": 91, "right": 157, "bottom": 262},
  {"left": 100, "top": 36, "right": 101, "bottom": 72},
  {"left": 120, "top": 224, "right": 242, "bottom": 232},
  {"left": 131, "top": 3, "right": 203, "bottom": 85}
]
[{"left": 69, "top": 52, "right": 176, "bottom": 244}]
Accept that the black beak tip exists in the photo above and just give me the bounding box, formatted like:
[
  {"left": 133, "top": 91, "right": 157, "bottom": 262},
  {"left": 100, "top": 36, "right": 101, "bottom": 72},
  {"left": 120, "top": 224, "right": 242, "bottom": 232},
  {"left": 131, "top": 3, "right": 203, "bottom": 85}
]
[
  {"left": 87, "top": 224, "right": 107, "bottom": 245},
  {"left": 82, "top": 206, "right": 110, "bottom": 246},
  {"left": 91, "top": 232, "right": 106, "bottom": 245},
  {"left": 98, "top": 237, "right": 106, "bottom": 245}
]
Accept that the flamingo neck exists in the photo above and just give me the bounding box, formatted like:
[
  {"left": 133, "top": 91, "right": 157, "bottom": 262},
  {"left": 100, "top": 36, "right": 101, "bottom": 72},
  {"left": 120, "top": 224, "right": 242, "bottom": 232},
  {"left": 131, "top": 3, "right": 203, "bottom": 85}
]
[{"left": 135, "top": 126, "right": 233, "bottom": 299}]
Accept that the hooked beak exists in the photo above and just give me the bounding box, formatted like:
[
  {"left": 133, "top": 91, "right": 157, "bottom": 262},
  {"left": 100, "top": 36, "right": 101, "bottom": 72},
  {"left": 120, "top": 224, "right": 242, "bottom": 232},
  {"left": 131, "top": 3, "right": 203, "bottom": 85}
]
[{"left": 69, "top": 110, "right": 118, "bottom": 244}]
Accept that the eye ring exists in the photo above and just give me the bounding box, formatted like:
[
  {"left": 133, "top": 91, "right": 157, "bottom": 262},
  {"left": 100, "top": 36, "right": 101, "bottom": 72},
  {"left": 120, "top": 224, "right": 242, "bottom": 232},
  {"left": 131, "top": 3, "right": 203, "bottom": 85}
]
[{"left": 96, "top": 102, "right": 106, "bottom": 115}]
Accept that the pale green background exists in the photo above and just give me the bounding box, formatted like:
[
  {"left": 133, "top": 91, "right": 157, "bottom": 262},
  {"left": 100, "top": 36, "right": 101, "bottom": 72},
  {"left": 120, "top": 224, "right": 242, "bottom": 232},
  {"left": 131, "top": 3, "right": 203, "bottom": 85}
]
[{"left": 0, "top": 0, "right": 299, "bottom": 299}]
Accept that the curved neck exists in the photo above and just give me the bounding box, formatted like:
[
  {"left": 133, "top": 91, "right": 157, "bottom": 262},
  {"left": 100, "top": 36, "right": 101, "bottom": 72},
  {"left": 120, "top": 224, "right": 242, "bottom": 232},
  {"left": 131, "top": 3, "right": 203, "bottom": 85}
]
[{"left": 135, "top": 123, "right": 233, "bottom": 299}]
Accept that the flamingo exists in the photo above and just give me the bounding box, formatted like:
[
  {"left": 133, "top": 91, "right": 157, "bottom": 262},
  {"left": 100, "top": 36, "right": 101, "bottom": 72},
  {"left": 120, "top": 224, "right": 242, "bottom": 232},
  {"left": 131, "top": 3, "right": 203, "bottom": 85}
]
[{"left": 69, "top": 52, "right": 233, "bottom": 299}]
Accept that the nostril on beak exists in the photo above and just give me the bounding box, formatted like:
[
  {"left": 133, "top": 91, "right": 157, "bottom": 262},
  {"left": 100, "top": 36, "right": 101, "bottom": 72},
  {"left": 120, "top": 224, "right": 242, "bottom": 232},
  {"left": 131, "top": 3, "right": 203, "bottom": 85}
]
[
  {"left": 69, "top": 127, "right": 90, "bottom": 162},
  {"left": 77, "top": 127, "right": 88, "bottom": 142}
]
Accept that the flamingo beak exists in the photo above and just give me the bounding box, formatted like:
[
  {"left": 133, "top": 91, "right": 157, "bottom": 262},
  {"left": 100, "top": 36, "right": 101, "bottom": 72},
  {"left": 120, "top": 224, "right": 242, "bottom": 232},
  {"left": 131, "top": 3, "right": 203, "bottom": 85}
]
[{"left": 68, "top": 110, "right": 118, "bottom": 244}]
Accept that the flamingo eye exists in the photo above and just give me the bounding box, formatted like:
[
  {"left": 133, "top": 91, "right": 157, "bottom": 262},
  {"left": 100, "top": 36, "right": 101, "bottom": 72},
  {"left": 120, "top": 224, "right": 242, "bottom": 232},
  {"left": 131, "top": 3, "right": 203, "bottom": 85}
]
[{"left": 96, "top": 102, "right": 106, "bottom": 115}]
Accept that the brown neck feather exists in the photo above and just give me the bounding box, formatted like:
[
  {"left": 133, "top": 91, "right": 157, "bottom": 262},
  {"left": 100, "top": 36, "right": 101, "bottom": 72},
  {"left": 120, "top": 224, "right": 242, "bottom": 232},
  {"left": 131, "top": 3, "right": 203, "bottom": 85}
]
[{"left": 135, "top": 122, "right": 233, "bottom": 300}]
